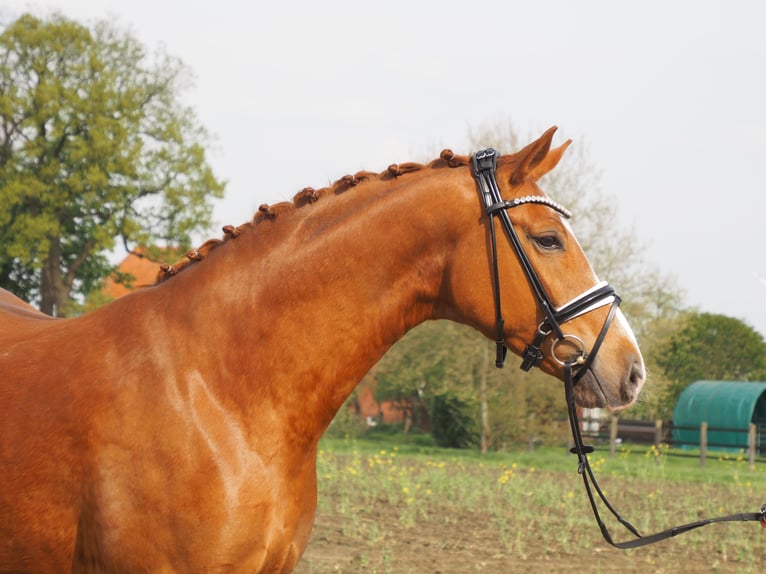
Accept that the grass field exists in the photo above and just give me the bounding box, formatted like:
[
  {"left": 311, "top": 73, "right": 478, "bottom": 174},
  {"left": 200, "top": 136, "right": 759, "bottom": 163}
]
[{"left": 294, "top": 433, "right": 766, "bottom": 573}]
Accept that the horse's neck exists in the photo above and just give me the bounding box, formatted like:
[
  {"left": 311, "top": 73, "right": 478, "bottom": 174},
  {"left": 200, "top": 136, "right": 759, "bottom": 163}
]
[{"left": 147, "top": 172, "right": 464, "bottom": 441}]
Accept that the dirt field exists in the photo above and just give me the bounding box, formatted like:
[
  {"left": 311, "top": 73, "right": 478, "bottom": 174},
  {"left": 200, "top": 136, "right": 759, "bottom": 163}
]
[{"left": 294, "top": 484, "right": 764, "bottom": 574}]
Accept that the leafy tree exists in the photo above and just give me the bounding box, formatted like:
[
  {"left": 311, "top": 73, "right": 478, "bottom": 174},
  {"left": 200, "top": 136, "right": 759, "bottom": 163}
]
[
  {"left": 0, "top": 13, "right": 224, "bottom": 316},
  {"left": 615, "top": 269, "right": 687, "bottom": 421},
  {"left": 654, "top": 312, "right": 766, "bottom": 416},
  {"left": 374, "top": 320, "right": 571, "bottom": 449},
  {"left": 429, "top": 392, "right": 478, "bottom": 449},
  {"left": 374, "top": 321, "right": 474, "bottom": 439}
]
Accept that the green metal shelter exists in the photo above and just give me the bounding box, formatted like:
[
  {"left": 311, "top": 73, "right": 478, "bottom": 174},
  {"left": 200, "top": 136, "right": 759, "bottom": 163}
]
[{"left": 672, "top": 380, "right": 766, "bottom": 452}]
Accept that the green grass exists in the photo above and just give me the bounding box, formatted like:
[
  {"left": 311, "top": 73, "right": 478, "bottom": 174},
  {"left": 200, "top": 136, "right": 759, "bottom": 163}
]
[
  {"left": 299, "top": 434, "right": 766, "bottom": 573},
  {"left": 321, "top": 432, "right": 766, "bottom": 489}
]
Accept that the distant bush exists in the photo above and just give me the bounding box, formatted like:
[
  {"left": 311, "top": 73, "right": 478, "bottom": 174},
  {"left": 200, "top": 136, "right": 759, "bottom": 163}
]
[{"left": 429, "top": 392, "right": 478, "bottom": 449}]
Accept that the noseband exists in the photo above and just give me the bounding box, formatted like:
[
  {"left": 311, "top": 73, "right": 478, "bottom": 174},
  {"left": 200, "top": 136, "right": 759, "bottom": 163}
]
[{"left": 471, "top": 148, "right": 765, "bottom": 548}]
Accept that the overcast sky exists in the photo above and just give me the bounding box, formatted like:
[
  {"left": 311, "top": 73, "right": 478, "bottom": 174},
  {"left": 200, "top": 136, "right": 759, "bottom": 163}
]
[{"left": 4, "top": 0, "right": 766, "bottom": 337}]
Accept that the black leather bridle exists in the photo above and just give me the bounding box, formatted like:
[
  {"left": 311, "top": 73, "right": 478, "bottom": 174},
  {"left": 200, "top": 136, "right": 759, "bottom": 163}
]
[
  {"left": 471, "top": 147, "right": 766, "bottom": 548},
  {"left": 472, "top": 148, "right": 620, "bottom": 375}
]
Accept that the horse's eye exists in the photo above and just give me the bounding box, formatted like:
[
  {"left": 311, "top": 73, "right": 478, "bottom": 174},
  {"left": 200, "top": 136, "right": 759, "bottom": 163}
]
[{"left": 533, "top": 235, "right": 562, "bottom": 250}]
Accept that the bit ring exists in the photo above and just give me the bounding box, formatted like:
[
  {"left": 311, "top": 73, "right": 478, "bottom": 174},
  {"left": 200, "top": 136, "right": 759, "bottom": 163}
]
[{"left": 551, "top": 334, "right": 588, "bottom": 366}]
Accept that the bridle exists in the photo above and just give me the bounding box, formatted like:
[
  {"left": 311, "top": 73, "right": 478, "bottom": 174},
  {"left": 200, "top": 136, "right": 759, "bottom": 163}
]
[
  {"left": 471, "top": 147, "right": 766, "bottom": 548},
  {"left": 472, "top": 148, "right": 619, "bottom": 375}
]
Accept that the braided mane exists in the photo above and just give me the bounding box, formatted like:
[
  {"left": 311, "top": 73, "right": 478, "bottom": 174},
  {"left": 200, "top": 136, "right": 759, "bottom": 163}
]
[{"left": 154, "top": 149, "right": 470, "bottom": 283}]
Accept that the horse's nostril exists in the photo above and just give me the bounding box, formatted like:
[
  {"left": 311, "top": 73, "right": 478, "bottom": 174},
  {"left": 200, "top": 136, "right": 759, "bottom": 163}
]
[{"left": 629, "top": 361, "right": 645, "bottom": 389}]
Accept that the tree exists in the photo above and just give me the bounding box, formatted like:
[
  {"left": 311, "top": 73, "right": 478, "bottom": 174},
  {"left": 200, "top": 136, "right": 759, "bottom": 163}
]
[
  {"left": 654, "top": 312, "right": 766, "bottom": 416},
  {"left": 374, "top": 321, "right": 474, "bottom": 439},
  {"left": 429, "top": 392, "right": 478, "bottom": 449},
  {"left": 0, "top": 13, "right": 224, "bottom": 316},
  {"left": 623, "top": 270, "right": 686, "bottom": 420},
  {"left": 374, "top": 319, "right": 572, "bottom": 450}
]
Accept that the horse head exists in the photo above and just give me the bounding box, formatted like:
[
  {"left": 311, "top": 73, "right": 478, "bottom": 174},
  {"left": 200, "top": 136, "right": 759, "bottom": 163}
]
[{"left": 440, "top": 127, "right": 644, "bottom": 410}]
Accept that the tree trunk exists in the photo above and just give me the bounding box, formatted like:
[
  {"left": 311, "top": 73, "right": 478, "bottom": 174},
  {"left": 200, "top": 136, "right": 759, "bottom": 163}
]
[
  {"left": 402, "top": 406, "right": 412, "bottom": 444},
  {"left": 39, "top": 236, "right": 67, "bottom": 317}
]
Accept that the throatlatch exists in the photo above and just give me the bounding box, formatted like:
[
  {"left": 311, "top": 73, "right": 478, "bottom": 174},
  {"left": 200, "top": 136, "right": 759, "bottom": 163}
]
[{"left": 471, "top": 147, "right": 766, "bottom": 549}]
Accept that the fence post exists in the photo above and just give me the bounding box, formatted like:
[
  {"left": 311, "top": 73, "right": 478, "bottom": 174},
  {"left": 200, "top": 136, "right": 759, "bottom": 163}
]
[
  {"left": 749, "top": 423, "right": 757, "bottom": 470},
  {"left": 699, "top": 422, "right": 708, "bottom": 468},
  {"left": 654, "top": 420, "right": 663, "bottom": 464},
  {"left": 609, "top": 414, "right": 618, "bottom": 459},
  {"left": 654, "top": 419, "right": 663, "bottom": 447}
]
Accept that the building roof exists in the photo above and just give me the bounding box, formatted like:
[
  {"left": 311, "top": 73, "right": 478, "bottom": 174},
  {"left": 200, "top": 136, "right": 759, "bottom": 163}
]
[
  {"left": 672, "top": 380, "right": 766, "bottom": 450},
  {"left": 100, "top": 251, "right": 162, "bottom": 300}
]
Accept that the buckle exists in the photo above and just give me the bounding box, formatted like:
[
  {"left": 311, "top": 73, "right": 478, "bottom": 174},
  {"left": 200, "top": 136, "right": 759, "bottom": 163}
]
[
  {"left": 472, "top": 148, "right": 497, "bottom": 174},
  {"left": 520, "top": 344, "right": 543, "bottom": 371}
]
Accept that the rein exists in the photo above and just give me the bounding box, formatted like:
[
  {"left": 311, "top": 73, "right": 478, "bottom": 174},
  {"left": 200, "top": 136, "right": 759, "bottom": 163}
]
[
  {"left": 564, "top": 364, "right": 766, "bottom": 548},
  {"left": 471, "top": 147, "right": 766, "bottom": 548}
]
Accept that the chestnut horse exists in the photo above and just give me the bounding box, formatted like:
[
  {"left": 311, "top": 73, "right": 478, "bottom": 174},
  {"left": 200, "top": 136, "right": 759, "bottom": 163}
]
[{"left": 0, "top": 127, "right": 644, "bottom": 572}]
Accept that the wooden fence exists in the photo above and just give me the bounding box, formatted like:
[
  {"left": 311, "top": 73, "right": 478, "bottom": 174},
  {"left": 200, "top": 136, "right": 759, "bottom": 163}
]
[{"left": 582, "top": 417, "right": 764, "bottom": 469}]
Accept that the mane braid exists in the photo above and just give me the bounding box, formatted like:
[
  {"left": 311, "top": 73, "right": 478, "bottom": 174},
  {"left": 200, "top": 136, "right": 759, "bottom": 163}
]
[{"left": 154, "top": 148, "right": 471, "bottom": 284}]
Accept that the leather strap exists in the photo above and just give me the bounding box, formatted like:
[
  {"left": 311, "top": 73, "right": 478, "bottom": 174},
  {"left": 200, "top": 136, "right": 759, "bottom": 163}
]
[{"left": 564, "top": 363, "right": 766, "bottom": 548}]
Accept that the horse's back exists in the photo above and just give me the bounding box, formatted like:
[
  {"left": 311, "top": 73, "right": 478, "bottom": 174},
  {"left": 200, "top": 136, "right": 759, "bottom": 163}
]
[
  {"left": 0, "top": 288, "right": 60, "bottom": 354},
  {"left": 0, "top": 288, "right": 55, "bottom": 337},
  {"left": 0, "top": 287, "right": 44, "bottom": 314}
]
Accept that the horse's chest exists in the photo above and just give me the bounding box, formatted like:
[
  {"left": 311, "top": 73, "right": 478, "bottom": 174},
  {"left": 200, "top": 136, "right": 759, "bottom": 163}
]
[
  {"left": 90, "top": 440, "right": 317, "bottom": 571},
  {"left": 85, "top": 477, "right": 314, "bottom": 572},
  {"left": 86, "top": 371, "right": 319, "bottom": 570}
]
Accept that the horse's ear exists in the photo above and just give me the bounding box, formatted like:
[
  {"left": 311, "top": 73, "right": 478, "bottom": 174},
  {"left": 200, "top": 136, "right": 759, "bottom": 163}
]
[
  {"left": 510, "top": 126, "right": 559, "bottom": 185},
  {"left": 530, "top": 139, "right": 572, "bottom": 181}
]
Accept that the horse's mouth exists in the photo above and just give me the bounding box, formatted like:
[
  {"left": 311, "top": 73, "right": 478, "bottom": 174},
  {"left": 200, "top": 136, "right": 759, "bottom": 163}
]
[{"left": 573, "top": 366, "right": 642, "bottom": 411}]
